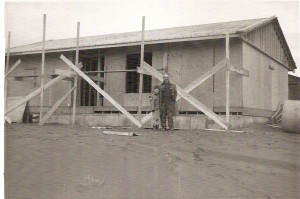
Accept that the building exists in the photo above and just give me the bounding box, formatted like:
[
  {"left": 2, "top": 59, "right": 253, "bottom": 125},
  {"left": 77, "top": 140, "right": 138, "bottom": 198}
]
[
  {"left": 288, "top": 74, "right": 300, "bottom": 100},
  {"left": 6, "top": 16, "right": 297, "bottom": 129}
]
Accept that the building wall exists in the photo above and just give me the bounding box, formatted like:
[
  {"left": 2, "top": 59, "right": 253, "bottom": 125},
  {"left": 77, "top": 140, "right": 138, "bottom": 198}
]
[
  {"left": 242, "top": 42, "right": 288, "bottom": 114},
  {"left": 245, "top": 22, "right": 289, "bottom": 66},
  {"left": 7, "top": 52, "right": 74, "bottom": 107},
  {"left": 288, "top": 75, "right": 300, "bottom": 100}
]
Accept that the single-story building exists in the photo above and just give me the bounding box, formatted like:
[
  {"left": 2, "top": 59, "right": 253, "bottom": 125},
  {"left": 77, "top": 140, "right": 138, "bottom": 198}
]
[{"left": 6, "top": 16, "right": 297, "bottom": 129}]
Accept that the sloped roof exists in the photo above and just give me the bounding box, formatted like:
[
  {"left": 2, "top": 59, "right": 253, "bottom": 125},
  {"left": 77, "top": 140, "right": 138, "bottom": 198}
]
[{"left": 9, "top": 18, "right": 264, "bottom": 55}]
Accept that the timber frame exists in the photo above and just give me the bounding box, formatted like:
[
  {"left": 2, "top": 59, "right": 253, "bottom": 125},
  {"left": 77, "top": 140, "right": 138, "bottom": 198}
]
[{"left": 6, "top": 15, "right": 296, "bottom": 128}]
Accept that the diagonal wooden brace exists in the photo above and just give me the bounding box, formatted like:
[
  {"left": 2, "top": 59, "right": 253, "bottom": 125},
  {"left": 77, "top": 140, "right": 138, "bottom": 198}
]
[
  {"left": 5, "top": 59, "right": 21, "bottom": 77},
  {"left": 139, "top": 58, "right": 227, "bottom": 125},
  {"left": 38, "top": 85, "right": 76, "bottom": 125},
  {"left": 60, "top": 54, "right": 142, "bottom": 128},
  {"left": 226, "top": 60, "right": 249, "bottom": 77},
  {"left": 141, "top": 61, "right": 230, "bottom": 129},
  {"left": 5, "top": 62, "right": 83, "bottom": 116}
]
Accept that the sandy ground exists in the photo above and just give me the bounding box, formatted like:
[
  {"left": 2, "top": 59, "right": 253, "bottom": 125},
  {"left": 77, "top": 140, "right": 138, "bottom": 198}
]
[{"left": 4, "top": 124, "right": 300, "bottom": 199}]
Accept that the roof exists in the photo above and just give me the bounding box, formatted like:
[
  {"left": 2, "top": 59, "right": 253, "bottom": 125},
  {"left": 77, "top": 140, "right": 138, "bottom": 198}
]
[
  {"left": 9, "top": 18, "right": 264, "bottom": 55},
  {"left": 8, "top": 17, "right": 296, "bottom": 70}
]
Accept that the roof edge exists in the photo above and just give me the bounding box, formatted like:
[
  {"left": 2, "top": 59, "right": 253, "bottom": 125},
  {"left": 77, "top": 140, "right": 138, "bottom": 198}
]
[{"left": 237, "top": 15, "right": 276, "bottom": 33}]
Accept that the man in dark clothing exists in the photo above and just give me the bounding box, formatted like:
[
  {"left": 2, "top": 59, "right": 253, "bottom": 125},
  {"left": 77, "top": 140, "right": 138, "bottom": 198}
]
[{"left": 160, "top": 74, "right": 177, "bottom": 131}]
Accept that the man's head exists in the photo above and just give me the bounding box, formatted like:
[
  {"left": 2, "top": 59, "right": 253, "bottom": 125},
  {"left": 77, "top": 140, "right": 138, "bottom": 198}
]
[{"left": 163, "top": 74, "right": 169, "bottom": 82}]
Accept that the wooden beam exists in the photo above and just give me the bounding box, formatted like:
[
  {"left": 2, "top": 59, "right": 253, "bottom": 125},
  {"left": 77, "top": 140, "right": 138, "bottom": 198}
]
[
  {"left": 85, "top": 69, "right": 137, "bottom": 73},
  {"left": 227, "top": 64, "right": 250, "bottom": 77},
  {"left": 39, "top": 86, "right": 76, "bottom": 125},
  {"left": 88, "top": 75, "right": 104, "bottom": 82},
  {"left": 54, "top": 69, "right": 75, "bottom": 77},
  {"left": 142, "top": 61, "right": 230, "bottom": 129},
  {"left": 72, "top": 22, "right": 80, "bottom": 125},
  {"left": 5, "top": 75, "right": 67, "bottom": 115},
  {"left": 137, "top": 67, "right": 152, "bottom": 76},
  {"left": 39, "top": 14, "right": 46, "bottom": 121},
  {"left": 225, "top": 32, "right": 230, "bottom": 124},
  {"left": 5, "top": 63, "right": 82, "bottom": 116},
  {"left": 5, "top": 31, "right": 11, "bottom": 111},
  {"left": 138, "top": 16, "right": 146, "bottom": 121},
  {"left": 60, "top": 54, "right": 142, "bottom": 128},
  {"left": 5, "top": 59, "right": 21, "bottom": 77},
  {"left": 140, "top": 58, "right": 227, "bottom": 125}
]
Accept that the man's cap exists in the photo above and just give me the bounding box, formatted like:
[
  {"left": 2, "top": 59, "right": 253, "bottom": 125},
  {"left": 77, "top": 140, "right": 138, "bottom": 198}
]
[{"left": 163, "top": 74, "right": 169, "bottom": 78}]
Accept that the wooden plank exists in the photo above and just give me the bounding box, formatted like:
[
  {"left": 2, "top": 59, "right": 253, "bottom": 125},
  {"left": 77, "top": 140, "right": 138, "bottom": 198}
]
[
  {"left": 5, "top": 75, "right": 66, "bottom": 115},
  {"left": 142, "top": 61, "right": 230, "bottom": 129},
  {"left": 225, "top": 32, "right": 230, "bottom": 124},
  {"left": 5, "top": 59, "right": 21, "bottom": 77},
  {"left": 54, "top": 69, "right": 75, "bottom": 77},
  {"left": 5, "top": 61, "right": 82, "bottom": 116},
  {"left": 60, "top": 54, "right": 142, "bottom": 128},
  {"left": 137, "top": 67, "right": 151, "bottom": 76},
  {"left": 138, "top": 16, "right": 145, "bottom": 121},
  {"left": 39, "top": 86, "right": 76, "bottom": 125},
  {"left": 6, "top": 97, "right": 27, "bottom": 123},
  {"left": 14, "top": 70, "right": 38, "bottom": 77},
  {"left": 39, "top": 14, "right": 46, "bottom": 121},
  {"left": 5, "top": 31, "right": 11, "bottom": 110},
  {"left": 140, "top": 58, "right": 227, "bottom": 125},
  {"left": 227, "top": 64, "right": 250, "bottom": 77},
  {"left": 72, "top": 22, "right": 80, "bottom": 124},
  {"left": 88, "top": 75, "right": 104, "bottom": 82}
]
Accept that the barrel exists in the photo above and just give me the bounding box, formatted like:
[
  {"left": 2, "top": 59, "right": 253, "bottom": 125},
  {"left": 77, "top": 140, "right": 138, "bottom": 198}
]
[{"left": 281, "top": 100, "right": 300, "bottom": 134}]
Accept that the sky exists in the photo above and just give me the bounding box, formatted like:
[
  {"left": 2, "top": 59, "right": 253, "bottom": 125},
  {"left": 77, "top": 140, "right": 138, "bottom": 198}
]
[{"left": 3, "top": 0, "right": 300, "bottom": 76}]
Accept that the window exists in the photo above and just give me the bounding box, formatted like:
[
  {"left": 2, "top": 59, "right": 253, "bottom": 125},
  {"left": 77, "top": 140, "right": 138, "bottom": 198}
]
[{"left": 126, "top": 53, "right": 152, "bottom": 93}]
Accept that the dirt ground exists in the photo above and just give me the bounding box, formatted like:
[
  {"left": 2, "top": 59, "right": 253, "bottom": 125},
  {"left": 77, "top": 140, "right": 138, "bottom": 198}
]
[{"left": 4, "top": 123, "right": 300, "bottom": 199}]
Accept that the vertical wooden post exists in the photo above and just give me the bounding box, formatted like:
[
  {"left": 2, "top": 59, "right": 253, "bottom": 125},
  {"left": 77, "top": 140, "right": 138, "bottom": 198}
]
[
  {"left": 5, "top": 31, "right": 11, "bottom": 110},
  {"left": 72, "top": 22, "right": 80, "bottom": 124},
  {"left": 138, "top": 16, "right": 145, "bottom": 121},
  {"left": 39, "top": 14, "right": 46, "bottom": 121},
  {"left": 225, "top": 33, "right": 230, "bottom": 124}
]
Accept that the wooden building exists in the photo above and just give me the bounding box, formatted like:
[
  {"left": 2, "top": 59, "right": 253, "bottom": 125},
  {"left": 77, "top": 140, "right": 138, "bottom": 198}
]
[
  {"left": 6, "top": 16, "right": 297, "bottom": 128},
  {"left": 288, "top": 75, "right": 300, "bottom": 100}
]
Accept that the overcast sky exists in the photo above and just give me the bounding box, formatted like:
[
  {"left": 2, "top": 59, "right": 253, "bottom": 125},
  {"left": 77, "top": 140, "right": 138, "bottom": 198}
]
[{"left": 4, "top": 0, "right": 300, "bottom": 76}]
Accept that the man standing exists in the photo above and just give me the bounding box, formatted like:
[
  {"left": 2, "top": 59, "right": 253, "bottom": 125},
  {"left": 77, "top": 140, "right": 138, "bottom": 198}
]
[{"left": 160, "top": 74, "right": 177, "bottom": 131}]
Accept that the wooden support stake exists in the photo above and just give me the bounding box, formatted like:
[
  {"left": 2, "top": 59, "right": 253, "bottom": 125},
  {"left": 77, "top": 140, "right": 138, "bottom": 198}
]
[
  {"left": 60, "top": 54, "right": 142, "bottom": 128},
  {"left": 39, "top": 14, "right": 46, "bottom": 121},
  {"left": 138, "top": 16, "right": 145, "bottom": 121},
  {"left": 225, "top": 32, "right": 230, "bottom": 124},
  {"left": 142, "top": 62, "right": 230, "bottom": 129},
  {"left": 39, "top": 86, "right": 76, "bottom": 125},
  {"left": 5, "top": 31, "right": 11, "bottom": 110},
  {"left": 72, "top": 22, "right": 80, "bottom": 124},
  {"left": 140, "top": 58, "right": 227, "bottom": 125}
]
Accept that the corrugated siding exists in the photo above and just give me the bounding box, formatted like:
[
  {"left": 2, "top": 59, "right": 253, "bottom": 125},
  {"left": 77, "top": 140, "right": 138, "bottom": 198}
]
[{"left": 246, "top": 22, "right": 289, "bottom": 66}]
